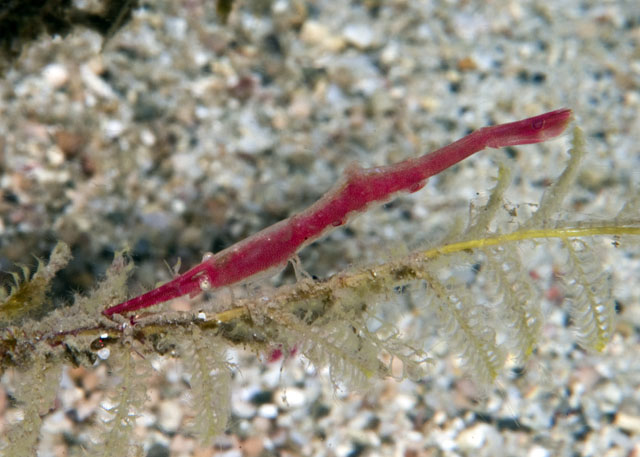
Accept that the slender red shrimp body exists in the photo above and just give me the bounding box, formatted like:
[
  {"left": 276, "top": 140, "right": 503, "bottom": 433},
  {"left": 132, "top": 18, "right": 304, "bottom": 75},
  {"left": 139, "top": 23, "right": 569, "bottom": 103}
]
[{"left": 103, "top": 109, "right": 572, "bottom": 316}]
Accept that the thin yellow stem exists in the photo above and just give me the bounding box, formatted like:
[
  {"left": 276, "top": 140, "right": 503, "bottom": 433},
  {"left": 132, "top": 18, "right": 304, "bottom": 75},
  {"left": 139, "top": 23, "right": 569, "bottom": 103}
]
[{"left": 418, "top": 226, "right": 640, "bottom": 259}]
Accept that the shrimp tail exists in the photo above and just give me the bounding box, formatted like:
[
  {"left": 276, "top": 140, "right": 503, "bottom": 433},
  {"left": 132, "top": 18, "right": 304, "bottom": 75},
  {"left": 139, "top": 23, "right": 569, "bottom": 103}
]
[{"left": 103, "top": 263, "right": 212, "bottom": 316}]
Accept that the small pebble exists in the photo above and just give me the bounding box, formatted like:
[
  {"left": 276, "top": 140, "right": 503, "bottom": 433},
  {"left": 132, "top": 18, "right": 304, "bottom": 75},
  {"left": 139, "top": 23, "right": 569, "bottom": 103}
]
[
  {"left": 528, "top": 446, "right": 551, "bottom": 457},
  {"left": 43, "top": 63, "right": 69, "bottom": 88},
  {"left": 257, "top": 404, "right": 278, "bottom": 419},
  {"left": 614, "top": 413, "right": 640, "bottom": 435},
  {"left": 342, "top": 23, "right": 375, "bottom": 49},
  {"left": 54, "top": 130, "right": 85, "bottom": 157},
  {"left": 456, "top": 423, "right": 488, "bottom": 451},
  {"left": 275, "top": 387, "right": 307, "bottom": 409},
  {"left": 104, "top": 119, "right": 125, "bottom": 139},
  {"left": 80, "top": 63, "right": 116, "bottom": 99},
  {"left": 159, "top": 399, "right": 184, "bottom": 433},
  {"left": 300, "top": 21, "right": 330, "bottom": 45}
]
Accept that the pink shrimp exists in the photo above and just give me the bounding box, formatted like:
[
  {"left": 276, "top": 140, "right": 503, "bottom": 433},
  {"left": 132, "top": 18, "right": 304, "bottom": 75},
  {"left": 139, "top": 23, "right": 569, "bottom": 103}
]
[{"left": 103, "top": 108, "right": 572, "bottom": 316}]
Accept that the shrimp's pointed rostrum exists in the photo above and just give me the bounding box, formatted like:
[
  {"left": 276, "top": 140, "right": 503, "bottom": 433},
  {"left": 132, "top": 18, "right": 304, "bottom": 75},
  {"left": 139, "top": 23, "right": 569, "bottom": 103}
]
[{"left": 103, "top": 109, "right": 572, "bottom": 316}]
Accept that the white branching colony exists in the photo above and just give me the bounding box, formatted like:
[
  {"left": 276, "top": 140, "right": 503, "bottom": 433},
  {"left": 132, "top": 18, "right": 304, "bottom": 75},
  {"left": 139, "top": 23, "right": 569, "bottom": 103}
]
[{"left": 1, "top": 127, "right": 639, "bottom": 455}]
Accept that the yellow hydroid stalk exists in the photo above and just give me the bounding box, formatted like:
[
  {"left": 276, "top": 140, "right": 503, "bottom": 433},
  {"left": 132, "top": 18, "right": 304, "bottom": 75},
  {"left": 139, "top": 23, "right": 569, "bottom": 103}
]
[{"left": 420, "top": 226, "right": 640, "bottom": 259}]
